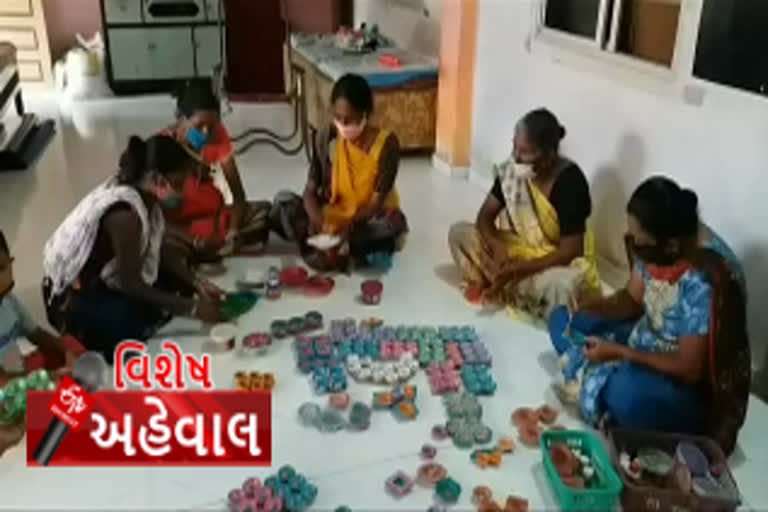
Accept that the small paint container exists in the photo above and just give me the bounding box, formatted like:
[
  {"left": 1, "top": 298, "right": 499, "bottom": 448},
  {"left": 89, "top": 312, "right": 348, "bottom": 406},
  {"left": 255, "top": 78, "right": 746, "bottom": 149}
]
[
  {"left": 305, "top": 311, "right": 323, "bottom": 330},
  {"left": 287, "top": 316, "right": 306, "bottom": 335},
  {"left": 305, "top": 275, "right": 335, "bottom": 297},
  {"left": 361, "top": 280, "right": 383, "bottom": 305},
  {"left": 271, "top": 320, "right": 289, "bottom": 339},
  {"left": 210, "top": 323, "right": 238, "bottom": 352},
  {"left": 329, "top": 392, "right": 350, "bottom": 410},
  {"left": 243, "top": 333, "right": 272, "bottom": 356},
  {"left": 266, "top": 280, "right": 282, "bottom": 300}
]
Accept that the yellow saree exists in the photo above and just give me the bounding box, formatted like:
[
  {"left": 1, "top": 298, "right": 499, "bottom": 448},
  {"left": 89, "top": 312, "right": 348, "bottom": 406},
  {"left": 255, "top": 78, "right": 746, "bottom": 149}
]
[
  {"left": 322, "top": 129, "right": 400, "bottom": 234},
  {"left": 496, "top": 159, "right": 600, "bottom": 315},
  {"left": 448, "top": 159, "right": 600, "bottom": 319}
]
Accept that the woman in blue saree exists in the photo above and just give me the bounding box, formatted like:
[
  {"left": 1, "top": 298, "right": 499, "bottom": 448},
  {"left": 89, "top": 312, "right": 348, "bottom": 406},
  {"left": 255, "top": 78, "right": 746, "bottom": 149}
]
[{"left": 548, "top": 176, "right": 749, "bottom": 454}]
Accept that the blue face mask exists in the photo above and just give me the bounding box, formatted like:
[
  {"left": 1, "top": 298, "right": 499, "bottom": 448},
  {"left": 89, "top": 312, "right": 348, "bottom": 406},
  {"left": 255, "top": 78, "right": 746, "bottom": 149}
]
[
  {"left": 160, "top": 192, "right": 183, "bottom": 210},
  {"left": 186, "top": 126, "right": 210, "bottom": 150}
]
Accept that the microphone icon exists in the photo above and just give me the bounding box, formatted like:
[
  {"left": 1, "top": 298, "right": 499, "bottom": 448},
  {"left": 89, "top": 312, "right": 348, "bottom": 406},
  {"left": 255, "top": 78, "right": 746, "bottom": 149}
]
[{"left": 33, "top": 351, "right": 107, "bottom": 466}]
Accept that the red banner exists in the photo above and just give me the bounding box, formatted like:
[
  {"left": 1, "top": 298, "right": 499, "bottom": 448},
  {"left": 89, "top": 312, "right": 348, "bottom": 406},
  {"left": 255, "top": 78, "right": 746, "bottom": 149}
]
[{"left": 26, "top": 391, "right": 272, "bottom": 466}]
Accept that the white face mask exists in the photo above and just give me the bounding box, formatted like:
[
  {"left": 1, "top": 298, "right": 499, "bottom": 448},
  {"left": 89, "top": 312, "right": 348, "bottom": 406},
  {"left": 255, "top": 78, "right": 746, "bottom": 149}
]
[
  {"left": 335, "top": 117, "right": 366, "bottom": 141},
  {"left": 512, "top": 161, "right": 534, "bottom": 178}
]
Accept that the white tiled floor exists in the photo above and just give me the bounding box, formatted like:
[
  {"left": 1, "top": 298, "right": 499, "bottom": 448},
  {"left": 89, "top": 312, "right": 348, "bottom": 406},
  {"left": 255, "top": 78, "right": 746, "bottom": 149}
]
[{"left": 1, "top": 96, "right": 767, "bottom": 510}]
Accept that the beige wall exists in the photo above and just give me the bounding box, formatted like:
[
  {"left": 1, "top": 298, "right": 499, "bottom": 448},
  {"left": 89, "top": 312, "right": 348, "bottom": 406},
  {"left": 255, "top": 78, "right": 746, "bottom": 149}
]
[{"left": 353, "top": 0, "right": 442, "bottom": 57}]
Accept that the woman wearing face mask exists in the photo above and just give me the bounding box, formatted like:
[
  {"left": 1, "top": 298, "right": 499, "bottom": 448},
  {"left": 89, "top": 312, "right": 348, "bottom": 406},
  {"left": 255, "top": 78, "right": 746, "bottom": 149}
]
[
  {"left": 448, "top": 108, "right": 599, "bottom": 317},
  {"left": 163, "top": 78, "right": 272, "bottom": 262},
  {"left": 272, "top": 73, "right": 408, "bottom": 271},
  {"left": 42, "top": 135, "right": 223, "bottom": 363},
  {"left": 547, "top": 177, "right": 749, "bottom": 454}
]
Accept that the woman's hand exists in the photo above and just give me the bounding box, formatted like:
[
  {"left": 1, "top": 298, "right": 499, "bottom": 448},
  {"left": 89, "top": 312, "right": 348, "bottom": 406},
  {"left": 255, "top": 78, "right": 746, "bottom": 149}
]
[
  {"left": 0, "top": 420, "right": 25, "bottom": 457},
  {"left": 481, "top": 261, "right": 520, "bottom": 304},
  {"left": 53, "top": 349, "right": 79, "bottom": 378},
  {"left": 584, "top": 337, "right": 627, "bottom": 363},
  {"left": 193, "top": 236, "right": 225, "bottom": 258},
  {"left": 64, "top": 349, "right": 78, "bottom": 368},
  {"left": 195, "top": 277, "right": 225, "bottom": 300},
  {"left": 194, "top": 296, "right": 223, "bottom": 323}
]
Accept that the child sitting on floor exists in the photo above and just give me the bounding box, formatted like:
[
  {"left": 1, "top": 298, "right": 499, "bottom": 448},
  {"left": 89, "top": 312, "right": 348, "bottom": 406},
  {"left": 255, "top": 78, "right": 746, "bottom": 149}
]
[
  {"left": 0, "top": 230, "right": 85, "bottom": 456},
  {"left": 0, "top": 229, "right": 84, "bottom": 384}
]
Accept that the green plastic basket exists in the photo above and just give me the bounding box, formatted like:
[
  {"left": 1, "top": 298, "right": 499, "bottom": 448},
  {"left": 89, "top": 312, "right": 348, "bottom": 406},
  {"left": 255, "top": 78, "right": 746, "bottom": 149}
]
[{"left": 541, "top": 430, "right": 623, "bottom": 512}]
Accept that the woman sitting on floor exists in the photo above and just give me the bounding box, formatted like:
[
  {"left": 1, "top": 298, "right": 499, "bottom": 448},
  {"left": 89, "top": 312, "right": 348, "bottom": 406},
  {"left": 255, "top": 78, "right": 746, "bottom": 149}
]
[
  {"left": 43, "top": 135, "right": 223, "bottom": 363},
  {"left": 448, "top": 108, "right": 599, "bottom": 318},
  {"left": 548, "top": 176, "right": 750, "bottom": 454},
  {"left": 272, "top": 73, "right": 408, "bottom": 271},
  {"left": 162, "top": 78, "right": 272, "bottom": 262}
]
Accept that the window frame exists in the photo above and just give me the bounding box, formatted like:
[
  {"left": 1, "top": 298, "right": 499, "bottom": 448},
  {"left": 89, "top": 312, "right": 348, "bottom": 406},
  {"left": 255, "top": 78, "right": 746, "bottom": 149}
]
[{"left": 532, "top": 0, "right": 701, "bottom": 92}]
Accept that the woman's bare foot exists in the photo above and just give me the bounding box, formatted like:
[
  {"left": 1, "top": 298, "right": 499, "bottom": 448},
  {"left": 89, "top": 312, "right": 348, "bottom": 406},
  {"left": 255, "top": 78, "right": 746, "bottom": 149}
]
[{"left": 0, "top": 420, "right": 25, "bottom": 457}]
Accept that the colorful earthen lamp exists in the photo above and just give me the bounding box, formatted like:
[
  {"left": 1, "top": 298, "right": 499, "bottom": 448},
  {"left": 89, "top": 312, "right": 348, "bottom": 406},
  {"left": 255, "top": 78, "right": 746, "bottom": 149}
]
[
  {"left": 436, "top": 477, "right": 461, "bottom": 503},
  {"left": 305, "top": 311, "right": 323, "bottom": 330},
  {"left": 519, "top": 423, "right": 542, "bottom": 447},
  {"left": 417, "top": 463, "right": 447, "bottom": 487},
  {"left": 536, "top": 405, "right": 559, "bottom": 425},
  {"left": 473, "top": 485, "right": 493, "bottom": 505},
  {"left": 287, "top": 316, "right": 306, "bottom": 335},
  {"left": 305, "top": 275, "right": 335, "bottom": 297},
  {"left": 511, "top": 407, "right": 539, "bottom": 427},
  {"left": 270, "top": 320, "right": 289, "bottom": 339},
  {"left": 505, "top": 495, "right": 529, "bottom": 512},
  {"left": 279, "top": 266, "right": 309, "bottom": 287},
  {"left": 386, "top": 471, "right": 414, "bottom": 498},
  {"left": 242, "top": 332, "right": 272, "bottom": 355},
  {"left": 361, "top": 279, "right": 383, "bottom": 305}
]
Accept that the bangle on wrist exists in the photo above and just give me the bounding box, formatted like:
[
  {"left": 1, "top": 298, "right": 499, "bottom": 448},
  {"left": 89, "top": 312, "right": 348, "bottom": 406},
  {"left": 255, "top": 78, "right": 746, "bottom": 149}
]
[{"left": 190, "top": 298, "right": 199, "bottom": 317}]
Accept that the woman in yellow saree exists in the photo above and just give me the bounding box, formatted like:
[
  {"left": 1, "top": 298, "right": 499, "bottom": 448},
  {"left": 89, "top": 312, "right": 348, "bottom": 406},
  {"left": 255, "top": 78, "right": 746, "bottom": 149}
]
[
  {"left": 449, "top": 109, "right": 599, "bottom": 318},
  {"left": 271, "top": 74, "right": 407, "bottom": 271}
]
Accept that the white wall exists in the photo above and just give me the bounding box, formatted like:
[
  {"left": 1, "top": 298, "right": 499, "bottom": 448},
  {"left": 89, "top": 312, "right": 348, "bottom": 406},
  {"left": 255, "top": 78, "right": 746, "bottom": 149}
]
[
  {"left": 353, "top": 0, "right": 442, "bottom": 57},
  {"left": 471, "top": 1, "right": 768, "bottom": 369}
]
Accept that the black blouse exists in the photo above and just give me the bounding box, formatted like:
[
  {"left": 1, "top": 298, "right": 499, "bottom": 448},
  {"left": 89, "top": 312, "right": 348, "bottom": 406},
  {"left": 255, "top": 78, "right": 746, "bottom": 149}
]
[{"left": 490, "top": 163, "right": 591, "bottom": 236}]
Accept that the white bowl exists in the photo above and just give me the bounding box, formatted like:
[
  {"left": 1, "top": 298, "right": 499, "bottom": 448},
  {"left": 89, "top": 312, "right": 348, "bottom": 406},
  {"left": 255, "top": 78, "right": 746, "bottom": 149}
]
[
  {"left": 210, "top": 323, "right": 238, "bottom": 350},
  {"left": 307, "top": 234, "right": 342, "bottom": 250}
]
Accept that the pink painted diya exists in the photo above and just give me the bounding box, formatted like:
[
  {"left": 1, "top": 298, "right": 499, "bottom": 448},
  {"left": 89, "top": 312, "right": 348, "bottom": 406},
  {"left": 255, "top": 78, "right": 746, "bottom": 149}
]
[
  {"left": 279, "top": 266, "right": 309, "bottom": 287},
  {"left": 304, "top": 275, "right": 335, "bottom": 297},
  {"left": 361, "top": 280, "right": 383, "bottom": 305}
]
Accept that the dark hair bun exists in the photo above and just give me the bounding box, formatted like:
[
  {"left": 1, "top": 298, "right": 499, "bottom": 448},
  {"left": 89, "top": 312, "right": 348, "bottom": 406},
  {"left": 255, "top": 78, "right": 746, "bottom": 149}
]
[
  {"left": 520, "top": 108, "right": 566, "bottom": 154},
  {"left": 679, "top": 188, "right": 698, "bottom": 212},
  {"left": 118, "top": 136, "right": 148, "bottom": 184},
  {"left": 627, "top": 176, "right": 700, "bottom": 239}
]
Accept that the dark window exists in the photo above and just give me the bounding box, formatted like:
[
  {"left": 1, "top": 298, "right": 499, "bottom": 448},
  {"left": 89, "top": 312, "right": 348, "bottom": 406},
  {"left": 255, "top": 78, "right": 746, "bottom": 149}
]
[
  {"left": 694, "top": 0, "right": 768, "bottom": 96},
  {"left": 545, "top": 0, "right": 602, "bottom": 38}
]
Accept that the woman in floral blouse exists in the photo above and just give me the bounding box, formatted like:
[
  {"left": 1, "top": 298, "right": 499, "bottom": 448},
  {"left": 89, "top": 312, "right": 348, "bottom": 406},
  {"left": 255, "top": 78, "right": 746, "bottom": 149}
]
[{"left": 548, "top": 177, "right": 749, "bottom": 454}]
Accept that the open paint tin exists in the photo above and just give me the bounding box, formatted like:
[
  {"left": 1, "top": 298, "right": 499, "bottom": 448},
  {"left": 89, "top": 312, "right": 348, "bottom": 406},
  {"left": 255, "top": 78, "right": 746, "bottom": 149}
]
[
  {"left": 361, "top": 280, "right": 383, "bottom": 305},
  {"left": 209, "top": 323, "right": 238, "bottom": 352}
]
